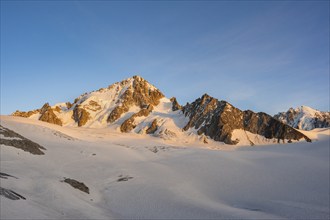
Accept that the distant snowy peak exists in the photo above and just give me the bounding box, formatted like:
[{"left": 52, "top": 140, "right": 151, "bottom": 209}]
[{"left": 274, "top": 106, "right": 330, "bottom": 130}]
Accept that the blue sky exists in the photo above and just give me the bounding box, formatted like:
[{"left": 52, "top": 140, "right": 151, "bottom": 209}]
[{"left": 1, "top": 1, "right": 329, "bottom": 115}]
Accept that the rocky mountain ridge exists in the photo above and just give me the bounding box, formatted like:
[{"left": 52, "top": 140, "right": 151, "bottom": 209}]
[
  {"left": 12, "top": 75, "right": 311, "bottom": 145},
  {"left": 182, "top": 94, "right": 309, "bottom": 144},
  {"left": 274, "top": 106, "right": 330, "bottom": 131}
]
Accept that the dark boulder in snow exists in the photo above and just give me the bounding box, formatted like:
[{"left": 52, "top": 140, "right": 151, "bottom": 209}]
[{"left": 62, "top": 178, "right": 89, "bottom": 194}]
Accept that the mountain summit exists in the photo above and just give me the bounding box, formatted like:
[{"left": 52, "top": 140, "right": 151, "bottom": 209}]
[
  {"left": 13, "top": 76, "right": 164, "bottom": 127},
  {"left": 12, "top": 76, "right": 311, "bottom": 145},
  {"left": 274, "top": 106, "right": 330, "bottom": 130}
]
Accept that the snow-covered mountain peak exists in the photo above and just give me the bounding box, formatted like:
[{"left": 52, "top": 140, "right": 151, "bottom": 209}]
[
  {"left": 297, "top": 105, "right": 318, "bottom": 115},
  {"left": 73, "top": 75, "right": 160, "bottom": 104},
  {"left": 120, "top": 75, "right": 159, "bottom": 91},
  {"left": 274, "top": 106, "right": 330, "bottom": 130},
  {"left": 12, "top": 76, "right": 166, "bottom": 128}
]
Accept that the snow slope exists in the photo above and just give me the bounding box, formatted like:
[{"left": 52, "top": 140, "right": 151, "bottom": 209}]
[{"left": 1, "top": 116, "right": 329, "bottom": 219}]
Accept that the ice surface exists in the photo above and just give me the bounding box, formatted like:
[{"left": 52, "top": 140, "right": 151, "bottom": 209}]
[{"left": 0, "top": 115, "right": 329, "bottom": 219}]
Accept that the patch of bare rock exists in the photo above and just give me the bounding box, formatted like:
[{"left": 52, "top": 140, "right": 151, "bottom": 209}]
[{"left": 0, "top": 125, "right": 46, "bottom": 155}]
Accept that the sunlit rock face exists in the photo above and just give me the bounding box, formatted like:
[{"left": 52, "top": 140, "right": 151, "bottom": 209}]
[{"left": 183, "top": 94, "right": 311, "bottom": 144}]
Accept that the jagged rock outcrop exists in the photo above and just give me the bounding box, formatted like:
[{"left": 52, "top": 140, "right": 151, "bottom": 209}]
[
  {"left": 12, "top": 104, "right": 63, "bottom": 126},
  {"left": 72, "top": 105, "right": 90, "bottom": 127},
  {"left": 274, "top": 106, "right": 330, "bottom": 130},
  {"left": 146, "top": 119, "right": 158, "bottom": 134},
  {"left": 39, "top": 103, "right": 63, "bottom": 126},
  {"left": 170, "top": 97, "right": 182, "bottom": 111},
  {"left": 108, "top": 105, "right": 130, "bottom": 124},
  {"left": 183, "top": 94, "right": 219, "bottom": 131},
  {"left": 12, "top": 109, "right": 40, "bottom": 118},
  {"left": 183, "top": 94, "right": 311, "bottom": 144},
  {"left": 84, "top": 100, "right": 102, "bottom": 112},
  {"left": 108, "top": 76, "right": 164, "bottom": 123},
  {"left": 66, "top": 102, "right": 73, "bottom": 109},
  {"left": 120, "top": 105, "right": 153, "bottom": 132}
]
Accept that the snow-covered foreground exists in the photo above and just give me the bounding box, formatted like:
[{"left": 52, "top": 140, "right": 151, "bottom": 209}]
[{"left": 1, "top": 116, "right": 329, "bottom": 219}]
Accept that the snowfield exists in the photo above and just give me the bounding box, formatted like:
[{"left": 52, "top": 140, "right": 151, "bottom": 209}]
[{"left": 1, "top": 115, "right": 329, "bottom": 219}]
